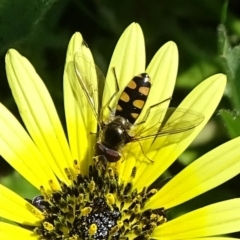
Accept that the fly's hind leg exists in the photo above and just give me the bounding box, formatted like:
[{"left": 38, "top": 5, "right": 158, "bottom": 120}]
[
  {"left": 135, "top": 97, "right": 171, "bottom": 126},
  {"left": 100, "top": 67, "right": 120, "bottom": 120},
  {"left": 138, "top": 141, "right": 154, "bottom": 163}
]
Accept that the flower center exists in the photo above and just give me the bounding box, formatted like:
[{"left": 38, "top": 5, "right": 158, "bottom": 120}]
[
  {"left": 32, "top": 162, "right": 167, "bottom": 239},
  {"left": 71, "top": 197, "right": 121, "bottom": 239}
]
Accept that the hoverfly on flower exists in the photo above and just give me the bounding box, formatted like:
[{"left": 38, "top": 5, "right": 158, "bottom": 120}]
[{"left": 67, "top": 51, "right": 204, "bottom": 164}]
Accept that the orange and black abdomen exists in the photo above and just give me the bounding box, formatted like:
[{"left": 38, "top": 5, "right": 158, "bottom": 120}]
[{"left": 116, "top": 73, "right": 151, "bottom": 124}]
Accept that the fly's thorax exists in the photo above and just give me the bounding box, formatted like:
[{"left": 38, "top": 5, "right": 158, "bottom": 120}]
[
  {"left": 101, "top": 116, "right": 132, "bottom": 150},
  {"left": 95, "top": 116, "right": 132, "bottom": 163}
]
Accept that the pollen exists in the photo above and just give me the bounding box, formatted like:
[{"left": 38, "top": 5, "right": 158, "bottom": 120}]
[
  {"left": 43, "top": 222, "right": 55, "bottom": 231},
  {"left": 89, "top": 224, "right": 98, "bottom": 236},
  {"left": 81, "top": 207, "right": 92, "bottom": 216},
  {"left": 30, "top": 163, "right": 167, "bottom": 239},
  {"left": 107, "top": 193, "right": 116, "bottom": 205}
]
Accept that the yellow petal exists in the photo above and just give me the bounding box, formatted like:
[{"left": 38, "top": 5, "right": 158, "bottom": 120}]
[
  {"left": 147, "top": 136, "right": 240, "bottom": 209},
  {"left": 143, "top": 41, "right": 178, "bottom": 121},
  {"left": 184, "top": 238, "right": 240, "bottom": 240},
  {"left": 6, "top": 49, "right": 72, "bottom": 184},
  {"left": 0, "top": 103, "right": 60, "bottom": 192},
  {"left": 0, "top": 184, "right": 42, "bottom": 225},
  {"left": 169, "top": 74, "right": 226, "bottom": 145},
  {"left": 133, "top": 74, "right": 226, "bottom": 189},
  {"left": 64, "top": 32, "right": 98, "bottom": 175},
  {"left": 0, "top": 222, "right": 38, "bottom": 239},
  {"left": 153, "top": 199, "right": 240, "bottom": 239},
  {"left": 119, "top": 41, "right": 178, "bottom": 181},
  {"left": 102, "top": 22, "right": 145, "bottom": 121}
]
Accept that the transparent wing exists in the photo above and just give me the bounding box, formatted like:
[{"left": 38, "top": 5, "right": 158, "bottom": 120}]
[
  {"left": 131, "top": 107, "right": 204, "bottom": 145},
  {"left": 121, "top": 108, "right": 204, "bottom": 163},
  {"left": 70, "top": 51, "right": 106, "bottom": 123}
]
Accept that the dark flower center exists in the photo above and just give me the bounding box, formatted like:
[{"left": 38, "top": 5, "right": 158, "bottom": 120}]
[
  {"left": 31, "top": 161, "right": 167, "bottom": 240},
  {"left": 71, "top": 197, "right": 121, "bottom": 239}
]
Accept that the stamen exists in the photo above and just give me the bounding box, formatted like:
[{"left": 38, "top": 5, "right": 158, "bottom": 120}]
[
  {"left": 88, "top": 180, "right": 95, "bottom": 193},
  {"left": 65, "top": 168, "right": 74, "bottom": 180},
  {"left": 73, "top": 160, "right": 81, "bottom": 175},
  {"left": 49, "top": 179, "right": 58, "bottom": 191},
  {"left": 107, "top": 193, "right": 115, "bottom": 205},
  {"left": 32, "top": 208, "right": 45, "bottom": 220},
  {"left": 81, "top": 207, "right": 92, "bottom": 216},
  {"left": 89, "top": 224, "right": 98, "bottom": 236},
  {"left": 43, "top": 222, "right": 55, "bottom": 231}
]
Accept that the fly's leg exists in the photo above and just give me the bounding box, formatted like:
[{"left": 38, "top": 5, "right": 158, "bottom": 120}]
[
  {"left": 135, "top": 97, "right": 171, "bottom": 126},
  {"left": 93, "top": 155, "right": 108, "bottom": 176},
  {"left": 100, "top": 67, "right": 120, "bottom": 120},
  {"left": 138, "top": 141, "right": 154, "bottom": 163}
]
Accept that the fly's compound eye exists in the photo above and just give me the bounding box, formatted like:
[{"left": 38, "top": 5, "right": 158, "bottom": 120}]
[{"left": 96, "top": 142, "right": 121, "bottom": 162}]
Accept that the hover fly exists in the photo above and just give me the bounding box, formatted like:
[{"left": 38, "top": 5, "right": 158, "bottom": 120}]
[{"left": 68, "top": 51, "right": 204, "bottom": 163}]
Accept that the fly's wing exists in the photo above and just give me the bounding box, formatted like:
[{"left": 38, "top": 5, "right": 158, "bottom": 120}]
[
  {"left": 66, "top": 51, "right": 109, "bottom": 166},
  {"left": 75, "top": 52, "right": 102, "bottom": 119},
  {"left": 134, "top": 108, "right": 204, "bottom": 138},
  {"left": 67, "top": 51, "right": 106, "bottom": 126},
  {"left": 126, "top": 108, "right": 204, "bottom": 161}
]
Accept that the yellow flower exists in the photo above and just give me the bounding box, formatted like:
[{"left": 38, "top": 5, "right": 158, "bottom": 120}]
[{"left": 1, "top": 22, "right": 240, "bottom": 240}]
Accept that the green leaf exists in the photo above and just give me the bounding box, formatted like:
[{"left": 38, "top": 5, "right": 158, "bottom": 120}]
[
  {"left": 218, "top": 24, "right": 240, "bottom": 108},
  {"left": 225, "top": 46, "right": 240, "bottom": 79},
  {"left": 1, "top": 171, "right": 38, "bottom": 199},
  {"left": 220, "top": 0, "right": 228, "bottom": 24},
  {"left": 0, "top": 0, "right": 58, "bottom": 53},
  {"left": 219, "top": 109, "right": 240, "bottom": 138},
  {"left": 177, "top": 61, "right": 218, "bottom": 88},
  {"left": 218, "top": 24, "right": 230, "bottom": 58}
]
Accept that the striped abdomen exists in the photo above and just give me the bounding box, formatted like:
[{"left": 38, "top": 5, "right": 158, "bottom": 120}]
[{"left": 116, "top": 73, "right": 151, "bottom": 124}]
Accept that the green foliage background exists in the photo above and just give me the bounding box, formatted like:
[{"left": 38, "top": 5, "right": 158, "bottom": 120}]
[{"left": 0, "top": 0, "right": 240, "bottom": 237}]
